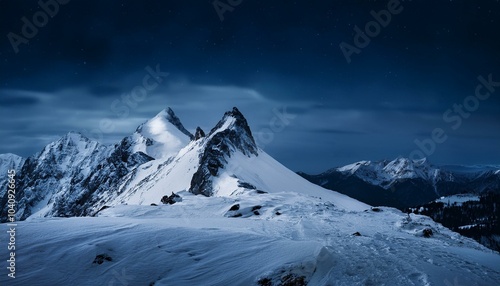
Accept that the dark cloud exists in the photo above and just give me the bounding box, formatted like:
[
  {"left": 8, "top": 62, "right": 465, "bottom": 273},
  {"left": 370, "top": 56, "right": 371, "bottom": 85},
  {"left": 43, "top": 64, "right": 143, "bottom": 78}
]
[
  {"left": 88, "top": 85, "right": 124, "bottom": 97},
  {"left": 312, "top": 128, "right": 367, "bottom": 135},
  {"left": 0, "top": 0, "right": 499, "bottom": 172},
  {"left": 0, "top": 92, "right": 40, "bottom": 107}
]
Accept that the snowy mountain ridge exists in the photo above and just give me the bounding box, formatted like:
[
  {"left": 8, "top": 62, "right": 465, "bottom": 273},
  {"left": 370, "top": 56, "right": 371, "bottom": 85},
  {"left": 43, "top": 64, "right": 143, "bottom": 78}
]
[
  {"left": 1, "top": 107, "right": 367, "bottom": 221},
  {"left": 333, "top": 157, "right": 500, "bottom": 188},
  {"left": 333, "top": 157, "right": 447, "bottom": 189},
  {"left": 299, "top": 156, "right": 500, "bottom": 209},
  {"left": 1, "top": 107, "right": 499, "bottom": 285}
]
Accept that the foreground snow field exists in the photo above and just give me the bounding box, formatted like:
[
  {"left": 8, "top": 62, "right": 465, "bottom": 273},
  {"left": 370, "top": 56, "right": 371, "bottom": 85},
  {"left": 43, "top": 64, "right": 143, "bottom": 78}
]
[{"left": 2, "top": 190, "right": 499, "bottom": 286}]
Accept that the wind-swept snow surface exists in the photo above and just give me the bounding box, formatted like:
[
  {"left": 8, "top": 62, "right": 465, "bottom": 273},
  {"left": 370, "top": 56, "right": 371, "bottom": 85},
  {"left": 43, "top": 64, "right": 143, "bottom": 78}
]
[{"left": 2, "top": 193, "right": 499, "bottom": 285}]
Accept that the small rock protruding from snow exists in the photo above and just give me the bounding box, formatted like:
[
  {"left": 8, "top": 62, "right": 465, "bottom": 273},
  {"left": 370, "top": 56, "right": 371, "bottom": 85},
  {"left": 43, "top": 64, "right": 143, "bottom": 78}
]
[
  {"left": 229, "top": 204, "right": 240, "bottom": 211},
  {"left": 161, "top": 192, "right": 182, "bottom": 205},
  {"left": 422, "top": 228, "right": 433, "bottom": 238},
  {"left": 93, "top": 254, "right": 113, "bottom": 264}
]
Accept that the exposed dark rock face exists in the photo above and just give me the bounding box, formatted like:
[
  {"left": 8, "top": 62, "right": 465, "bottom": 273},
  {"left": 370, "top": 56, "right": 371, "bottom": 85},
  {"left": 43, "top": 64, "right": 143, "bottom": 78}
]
[
  {"left": 165, "top": 107, "right": 195, "bottom": 140},
  {"left": 190, "top": 107, "right": 258, "bottom": 197},
  {"left": 194, "top": 127, "right": 205, "bottom": 140},
  {"left": 238, "top": 181, "right": 256, "bottom": 189}
]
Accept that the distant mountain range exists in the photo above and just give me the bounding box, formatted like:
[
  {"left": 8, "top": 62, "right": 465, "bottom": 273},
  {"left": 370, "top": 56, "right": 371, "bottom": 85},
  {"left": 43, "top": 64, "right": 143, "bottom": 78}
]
[{"left": 299, "top": 158, "right": 500, "bottom": 209}]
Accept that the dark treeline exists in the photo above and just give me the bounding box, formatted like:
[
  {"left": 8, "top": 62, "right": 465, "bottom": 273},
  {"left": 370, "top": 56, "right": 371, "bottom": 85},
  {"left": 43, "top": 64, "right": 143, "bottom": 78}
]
[{"left": 406, "top": 192, "right": 500, "bottom": 252}]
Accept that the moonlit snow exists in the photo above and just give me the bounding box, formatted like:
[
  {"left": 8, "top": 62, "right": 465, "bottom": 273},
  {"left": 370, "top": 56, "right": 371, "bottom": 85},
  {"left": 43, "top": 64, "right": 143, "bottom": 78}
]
[{"left": 1, "top": 107, "right": 499, "bottom": 285}]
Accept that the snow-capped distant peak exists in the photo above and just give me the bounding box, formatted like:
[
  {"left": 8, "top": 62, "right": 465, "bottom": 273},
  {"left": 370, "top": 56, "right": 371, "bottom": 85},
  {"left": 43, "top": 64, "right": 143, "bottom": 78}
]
[
  {"left": 337, "top": 160, "right": 371, "bottom": 174},
  {"left": 380, "top": 157, "right": 436, "bottom": 179},
  {"left": 0, "top": 153, "right": 24, "bottom": 164},
  {"left": 333, "top": 157, "right": 440, "bottom": 189},
  {"left": 64, "top": 131, "right": 89, "bottom": 142},
  {"left": 38, "top": 131, "right": 101, "bottom": 159},
  {"left": 413, "top": 157, "right": 428, "bottom": 166},
  {"left": 129, "top": 107, "right": 194, "bottom": 159},
  {"left": 0, "top": 153, "right": 25, "bottom": 175}
]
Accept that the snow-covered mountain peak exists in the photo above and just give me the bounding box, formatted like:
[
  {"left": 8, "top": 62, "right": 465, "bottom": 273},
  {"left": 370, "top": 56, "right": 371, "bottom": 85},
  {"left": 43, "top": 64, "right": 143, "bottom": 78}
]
[
  {"left": 189, "top": 108, "right": 260, "bottom": 196},
  {"left": 151, "top": 107, "right": 194, "bottom": 139},
  {"left": 382, "top": 157, "right": 433, "bottom": 179},
  {"left": 0, "top": 153, "right": 25, "bottom": 168},
  {"left": 336, "top": 160, "right": 371, "bottom": 174},
  {"left": 63, "top": 131, "right": 89, "bottom": 141},
  {"left": 332, "top": 157, "right": 441, "bottom": 189},
  {"left": 38, "top": 131, "right": 102, "bottom": 161},
  {"left": 0, "top": 153, "right": 25, "bottom": 202},
  {"left": 413, "top": 157, "right": 428, "bottom": 166},
  {"left": 206, "top": 107, "right": 258, "bottom": 155},
  {"left": 128, "top": 107, "right": 194, "bottom": 159},
  {"left": 209, "top": 107, "right": 251, "bottom": 134}
]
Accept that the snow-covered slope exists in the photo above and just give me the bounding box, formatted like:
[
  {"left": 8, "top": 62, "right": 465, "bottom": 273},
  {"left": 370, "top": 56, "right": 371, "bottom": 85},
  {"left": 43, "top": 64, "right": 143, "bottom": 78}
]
[
  {"left": 2, "top": 194, "right": 499, "bottom": 285},
  {"left": 109, "top": 139, "right": 204, "bottom": 206}
]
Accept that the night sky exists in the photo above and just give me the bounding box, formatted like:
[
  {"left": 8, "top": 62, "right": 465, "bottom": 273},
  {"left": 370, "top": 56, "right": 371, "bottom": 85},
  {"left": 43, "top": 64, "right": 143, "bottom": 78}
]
[{"left": 1, "top": 0, "right": 499, "bottom": 173}]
